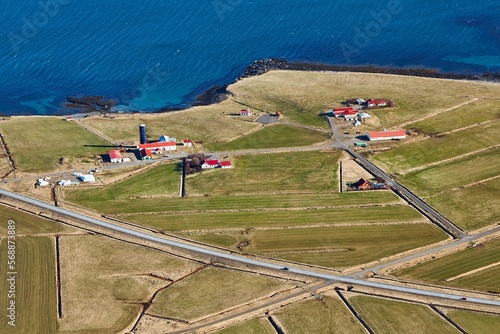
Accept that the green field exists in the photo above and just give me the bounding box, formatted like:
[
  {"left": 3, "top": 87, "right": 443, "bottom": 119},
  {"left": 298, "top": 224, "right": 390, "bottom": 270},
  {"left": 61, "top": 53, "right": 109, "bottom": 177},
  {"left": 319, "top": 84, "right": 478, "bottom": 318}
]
[
  {"left": 212, "top": 124, "right": 328, "bottom": 151},
  {"left": 399, "top": 147, "right": 500, "bottom": 197},
  {"left": 393, "top": 238, "right": 500, "bottom": 292},
  {"left": 407, "top": 99, "right": 500, "bottom": 135},
  {"left": 148, "top": 267, "right": 292, "bottom": 321},
  {"left": 274, "top": 295, "right": 365, "bottom": 334},
  {"left": 63, "top": 162, "right": 181, "bottom": 210},
  {"left": 0, "top": 204, "right": 77, "bottom": 235},
  {"left": 248, "top": 224, "right": 447, "bottom": 268},
  {"left": 215, "top": 318, "right": 276, "bottom": 334},
  {"left": 0, "top": 236, "right": 57, "bottom": 333},
  {"left": 348, "top": 296, "right": 457, "bottom": 334},
  {"left": 427, "top": 181, "right": 500, "bottom": 231},
  {"left": 0, "top": 117, "right": 111, "bottom": 173},
  {"left": 124, "top": 205, "right": 423, "bottom": 232},
  {"left": 186, "top": 151, "right": 341, "bottom": 195},
  {"left": 445, "top": 309, "right": 500, "bottom": 334},
  {"left": 372, "top": 120, "right": 499, "bottom": 172}
]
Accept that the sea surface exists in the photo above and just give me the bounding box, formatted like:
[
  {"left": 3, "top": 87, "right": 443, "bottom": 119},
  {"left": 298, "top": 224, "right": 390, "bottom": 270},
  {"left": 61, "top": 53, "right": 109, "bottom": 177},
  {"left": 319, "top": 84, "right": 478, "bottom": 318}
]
[{"left": 1, "top": 0, "right": 499, "bottom": 115}]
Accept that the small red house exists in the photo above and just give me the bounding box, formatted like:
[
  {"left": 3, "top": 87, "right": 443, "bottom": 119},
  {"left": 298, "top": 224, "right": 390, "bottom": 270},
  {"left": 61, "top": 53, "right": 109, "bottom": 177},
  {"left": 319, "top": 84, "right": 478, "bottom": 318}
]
[
  {"left": 109, "top": 150, "right": 122, "bottom": 163},
  {"left": 367, "top": 99, "right": 388, "bottom": 107},
  {"left": 220, "top": 161, "right": 232, "bottom": 169},
  {"left": 240, "top": 108, "right": 252, "bottom": 116},
  {"left": 201, "top": 159, "right": 220, "bottom": 169}
]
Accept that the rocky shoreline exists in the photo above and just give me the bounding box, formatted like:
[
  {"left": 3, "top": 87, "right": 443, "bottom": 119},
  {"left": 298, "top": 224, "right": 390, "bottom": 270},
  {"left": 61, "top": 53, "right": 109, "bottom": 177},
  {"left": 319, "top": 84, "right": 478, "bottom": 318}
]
[{"left": 192, "top": 58, "right": 500, "bottom": 107}]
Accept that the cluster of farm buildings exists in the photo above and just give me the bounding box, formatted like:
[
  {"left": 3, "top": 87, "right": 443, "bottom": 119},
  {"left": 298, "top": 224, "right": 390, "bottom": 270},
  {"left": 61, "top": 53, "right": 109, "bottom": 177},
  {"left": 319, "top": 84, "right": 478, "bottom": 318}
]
[{"left": 332, "top": 98, "right": 406, "bottom": 142}]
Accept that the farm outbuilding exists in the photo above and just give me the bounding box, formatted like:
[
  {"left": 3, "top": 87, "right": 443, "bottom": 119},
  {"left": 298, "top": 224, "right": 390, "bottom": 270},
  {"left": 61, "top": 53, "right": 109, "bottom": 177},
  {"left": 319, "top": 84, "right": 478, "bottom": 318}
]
[
  {"left": 201, "top": 159, "right": 220, "bottom": 169},
  {"left": 220, "top": 161, "right": 232, "bottom": 169},
  {"left": 138, "top": 141, "right": 177, "bottom": 152},
  {"left": 367, "top": 130, "right": 406, "bottom": 141},
  {"left": 79, "top": 174, "right": 95, "bottom": 182},
  {"left": 108, "top": 150, "right": 123, "bottom": 163},
  {"left": 139, "top": 148, "right": 152, "bottom": 160}
]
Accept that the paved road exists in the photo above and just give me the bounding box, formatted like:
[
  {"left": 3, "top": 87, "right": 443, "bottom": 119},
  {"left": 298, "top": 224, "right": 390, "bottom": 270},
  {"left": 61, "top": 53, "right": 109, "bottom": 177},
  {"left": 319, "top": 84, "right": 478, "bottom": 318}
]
[
  {"left": 1, "top": 188, "right": 499, "bottom": 307},
  {"left": 328, "top": 116, "right": 465, "bottom": 239}
]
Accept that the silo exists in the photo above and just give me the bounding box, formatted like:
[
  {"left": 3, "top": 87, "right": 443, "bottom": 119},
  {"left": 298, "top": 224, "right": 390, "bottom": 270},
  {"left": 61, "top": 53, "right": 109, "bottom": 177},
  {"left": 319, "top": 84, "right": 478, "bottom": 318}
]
[{"left": 139, "top": 124, "right": 147, "bottom": 144}]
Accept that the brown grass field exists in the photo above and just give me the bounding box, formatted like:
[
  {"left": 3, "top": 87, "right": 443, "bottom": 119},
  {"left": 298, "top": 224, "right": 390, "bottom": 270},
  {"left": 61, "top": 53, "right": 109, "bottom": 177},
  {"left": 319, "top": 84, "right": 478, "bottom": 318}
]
[
  {"left": 58, "top": 234, "right": 200, "bottom": 333},
  {"left": 348, "top": 295, "right": 457, "bottom": 333},
  {"left": 148, "top": 267, "right": 293, "bottom": 322},
  {"left": 274, "top": 294, "right": 365, "bottom": 333},
  {"left": 0, "top": 236, "right": 57, "bottom": 333}
]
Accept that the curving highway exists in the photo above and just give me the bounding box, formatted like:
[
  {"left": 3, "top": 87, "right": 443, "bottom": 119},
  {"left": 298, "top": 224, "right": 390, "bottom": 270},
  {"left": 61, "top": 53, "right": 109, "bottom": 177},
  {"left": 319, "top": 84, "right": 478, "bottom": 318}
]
[{"left": 1, "top": 187, "right": 499, "bottom": 307}]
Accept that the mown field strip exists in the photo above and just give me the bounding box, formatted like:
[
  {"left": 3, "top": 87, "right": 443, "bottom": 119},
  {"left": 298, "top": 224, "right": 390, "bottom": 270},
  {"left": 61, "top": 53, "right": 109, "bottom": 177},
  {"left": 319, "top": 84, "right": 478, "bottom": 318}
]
[
  {"left": 446, "top": 261, "right": 500, "bottom": 282},
  {"left": 124, "top": 205, "right": 424, "bottom": 232}
]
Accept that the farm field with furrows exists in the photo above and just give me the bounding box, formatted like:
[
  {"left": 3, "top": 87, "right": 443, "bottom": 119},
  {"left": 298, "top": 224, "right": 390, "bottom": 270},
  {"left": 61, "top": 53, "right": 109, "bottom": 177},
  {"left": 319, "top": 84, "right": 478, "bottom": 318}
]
[
  {"left": 393, "top": 238, "right": 500, "bottom": 293},
  {"left": 0, "top": 117, "right": 110, "bottom": 173},
  {"left": 0, "top": 236, "right": 57, "bottom": 334},
  {"left": 348, "top": 295, "right": 458, "bottom": 334},
  {"left": 273, "top": 294, "right": 366, "bottom": 334}
]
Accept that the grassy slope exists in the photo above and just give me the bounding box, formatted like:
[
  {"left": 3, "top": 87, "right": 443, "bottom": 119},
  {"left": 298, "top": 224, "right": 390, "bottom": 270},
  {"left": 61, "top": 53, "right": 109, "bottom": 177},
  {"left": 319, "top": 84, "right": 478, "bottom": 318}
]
[
  {"left": 393, "top": 238, "right": 500, "bottom": 292},
  {"left": 0, "top": 236, "right": 57, "bottom": 333},
  {"left": 0, "top": 117, "right": 110, "bottom": 173},
  {"left": 148, "top": 267, "right": 292, "bottom": 321},
  {"left": 274, "top": 296, "right": 365, "bottom": 334},
  {"left": 212, "top": 124, "right": 328, "bottom": 151},
  {"left": 349, "top": 296, "right": 457, "bottom": 334}
]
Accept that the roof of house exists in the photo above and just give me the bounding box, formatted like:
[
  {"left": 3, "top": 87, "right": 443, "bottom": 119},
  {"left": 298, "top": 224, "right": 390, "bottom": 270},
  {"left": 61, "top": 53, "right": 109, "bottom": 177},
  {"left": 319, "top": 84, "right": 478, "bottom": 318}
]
[
  {"left": 334, "top": 107, "right": 353, "bottom": 112},
  {"left": 203, "top": 159, "right": 219, "bottom": 166},
  {"left": 183, "top": 139, "right": 192, "bottom": 143},
  {"left": 368, "top": 99, "right": 388, "bottom": 104},
  {"left": 220, "top": 161, "right": 232, "bottom": 167},
  {"left": 343, "top": 110, "right": 358, "bottom": 115},
  {"left": 109, "top": 150, "right": 122, "bottom": 160},
  {"left": 139, "top": 148, "right": 152, "bottom": 158},
  {"left": 368, "top": 130, "right": 406, "bottom": 138},
  {"left": 138, "top": 142, "right": 176, "bottom": 149}
]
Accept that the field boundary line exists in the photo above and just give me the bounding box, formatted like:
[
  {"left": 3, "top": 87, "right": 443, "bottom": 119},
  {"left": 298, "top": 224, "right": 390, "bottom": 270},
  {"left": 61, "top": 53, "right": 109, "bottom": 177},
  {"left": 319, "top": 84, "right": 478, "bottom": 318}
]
[
  {"left": 443, "top": 118, "right": 498, "bottom": 135},
  {"left": 398, "top": 97, "right": 478, "bottom": 128},
  {"left": 446, "top": 261, "right": 500, "bottom": 282},
  {"left": 429, "top": 304, "right": 468, "bottom": 333},
  {"left": 335, "top": 289, "right": 375, "bottom": 334},
  {"left": 400, "top": 144, "right": 500, "bottom": 174},
  {"left": 73, "top": 119, "right": 115, "bottom": 144}
]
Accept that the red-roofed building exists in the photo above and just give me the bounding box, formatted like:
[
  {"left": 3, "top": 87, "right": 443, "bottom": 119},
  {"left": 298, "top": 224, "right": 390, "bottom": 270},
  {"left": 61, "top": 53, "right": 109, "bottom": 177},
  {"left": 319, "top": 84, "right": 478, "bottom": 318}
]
[
  {"left": 139, "top": 148, "right": 152, "bottom": 160},
  {"left": 240, "top": 108, "right": 252, "bottom": 116},
  {"left": 220, "top": 161, "right": 232, "bottom": 169},
  {"left": 109, "top": 150, "right": 123, "bottom": 163},
  {"left": 356, "top": 178, "right": 372, "bottom": 190},
  {"left": 138, "top": 141, "right": 176, "bottom": 152},
  {"left": 201, "top": 159, "right": 220, "bottom": 169},
  {"left": 367, "top": 99, "right": 388, "bottom": 107},
  {"left": 367, "top": 130, "right": 406, "bottom": 141},
  {"left": 333, "top": 107, "right": 354, "bottom": 117},
  {"left": 342, "top": 110, "right": 359, "bottom": 120},
  {"left": 183, "top": 139, "right": 193, "bottom": 147}
]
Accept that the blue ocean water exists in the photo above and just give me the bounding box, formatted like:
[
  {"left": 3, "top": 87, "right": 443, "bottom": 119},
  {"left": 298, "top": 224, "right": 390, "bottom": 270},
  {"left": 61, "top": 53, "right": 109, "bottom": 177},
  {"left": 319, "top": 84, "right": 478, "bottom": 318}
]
[{"left": 0, "top": 0, "right": 499, "bottom": 115}]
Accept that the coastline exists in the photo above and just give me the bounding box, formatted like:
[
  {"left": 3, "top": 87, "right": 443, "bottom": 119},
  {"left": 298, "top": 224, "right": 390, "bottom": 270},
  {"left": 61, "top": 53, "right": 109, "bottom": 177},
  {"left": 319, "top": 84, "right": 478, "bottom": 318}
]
[{"left": 186, "top": 58, "right": 500, "bottom": 110}]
